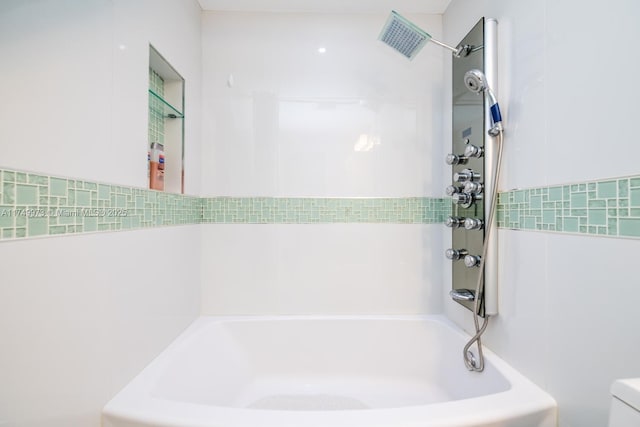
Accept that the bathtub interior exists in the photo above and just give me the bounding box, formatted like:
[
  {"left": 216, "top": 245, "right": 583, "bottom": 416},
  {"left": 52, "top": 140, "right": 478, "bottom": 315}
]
[{"left": 149, "top": 317, "right": 511, "bottom": 411}]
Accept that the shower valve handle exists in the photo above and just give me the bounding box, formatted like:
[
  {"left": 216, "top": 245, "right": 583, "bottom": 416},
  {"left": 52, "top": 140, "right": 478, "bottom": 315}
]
[
  {"left": 445, "top": 248, "right": 468, "bottom": 261},
  {"left": 453, "top": 168, "right": 481, "bottom": 183},
  {"left": 452, "top": 192, "right": 480, "bottom": 208},
  {"left": 445, "top": 185, "right": 464, "bottom": 196},
  {"left": 463, "top": 144, "right": 484, "bottom": 158},
  {"left": 446, "top": 153, "right": 468, "bottom": 165},
  {"left": 452, "top": 192, "right": 471, "bottom": 206},
  {"left": 464, "top": 255, "right": 482, "bottom": 268},
  {"left": 464, "top": 218, "right": 484, "bottom": 230},
  {"left": 463, "top": 181, "right": 483, "bottom": 194},
  {"left": 445, "top": 216, "right": 465, "bottom": 228}
]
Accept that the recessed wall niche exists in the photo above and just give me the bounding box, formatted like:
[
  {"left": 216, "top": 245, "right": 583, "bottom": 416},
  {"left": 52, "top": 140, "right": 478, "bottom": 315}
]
[{"left": 148, "top": 45, "right": 185, "bottom": 194}]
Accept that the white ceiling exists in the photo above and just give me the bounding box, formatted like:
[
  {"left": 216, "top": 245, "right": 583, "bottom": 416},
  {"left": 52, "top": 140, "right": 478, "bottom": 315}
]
[{"left": 197, "top": 0, "right": 452, "bottom": 14}]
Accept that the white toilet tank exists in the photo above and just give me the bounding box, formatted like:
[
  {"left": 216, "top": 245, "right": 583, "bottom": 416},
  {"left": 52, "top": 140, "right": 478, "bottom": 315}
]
[{"left": 609, "top": 378, "right": 640, "bottom": 427}]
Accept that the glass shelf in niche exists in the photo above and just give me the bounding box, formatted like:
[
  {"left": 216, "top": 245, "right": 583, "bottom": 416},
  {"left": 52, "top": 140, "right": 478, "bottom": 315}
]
[{"left": 148, "top": 89, "right": 184, "bottom": 118}]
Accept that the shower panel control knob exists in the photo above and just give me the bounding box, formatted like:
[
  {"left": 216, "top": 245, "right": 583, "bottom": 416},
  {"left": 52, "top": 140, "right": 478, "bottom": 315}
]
[
  {"left": 446, "top": 153, "right": 468, "bottom": 165},
  {"left": 445, "top": 216, "right": 465, "bottom": 228},
  {"left": 452, "top": 192, "right": 476, "bottom": 208},
  {"left": 445, "top": 185, "right": 463, "bottom": 196},
  {"left": 463, "top": 144, "right": 484, "bottom": 158},
  {"left": 453, "top": 168, "right": 481, "bottom": 183},
  {"left": 464, "top": 218, "right": 484, "bottom": 230},
  {"left": 463, "top": 181, "right": 484, "bottom": 194},
  {"left": 446, "top": 248, "right": 468, "bottom": 261},
  {"left": 464, "top": 255, "right": 482, "bottom": 268}
]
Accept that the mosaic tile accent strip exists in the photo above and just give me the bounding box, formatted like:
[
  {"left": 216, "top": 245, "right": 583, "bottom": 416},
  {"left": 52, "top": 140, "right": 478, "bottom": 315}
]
[
  {"left": 201, "top": 197, "right": 450, "bottom": 224},
  {"left": 148, "top": 68, "right": 165, "bottom": 146},
  {"left": 5, "top": 165, "right": 639, "bottom": 241},
  {"left": 0, "top": 167, "right": 450, "bottom": 241},
  {"left": 497, "top": 175, "right": 640, "bottom": 239},
  {"left": 0, "top": 169, "right": 200, "bottom": 240}
]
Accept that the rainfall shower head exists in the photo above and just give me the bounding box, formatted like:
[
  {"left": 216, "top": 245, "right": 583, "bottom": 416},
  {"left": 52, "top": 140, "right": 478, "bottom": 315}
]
[
  {"left": 378, "top": 11, "right": 463, "bottom": 60},
  {"left": 464, "top": 69, "right": 503, "bottom": 136}
]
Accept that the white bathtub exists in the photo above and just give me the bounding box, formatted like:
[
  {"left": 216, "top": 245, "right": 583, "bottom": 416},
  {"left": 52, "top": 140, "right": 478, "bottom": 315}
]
[{"left": 102, "top": 316, "right": 556, "bottom": 427}]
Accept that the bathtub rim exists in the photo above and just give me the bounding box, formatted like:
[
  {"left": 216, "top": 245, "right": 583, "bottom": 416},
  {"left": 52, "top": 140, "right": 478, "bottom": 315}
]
[{"left": 103, "top": 314, "right": 557, "bottom": 427}]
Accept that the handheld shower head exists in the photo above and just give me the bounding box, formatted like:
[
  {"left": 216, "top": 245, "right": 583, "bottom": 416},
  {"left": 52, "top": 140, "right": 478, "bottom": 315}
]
[
  {"left": 464, "top": 69, "right": 503, "bottom": 136},
  {"left": 463, "top": 69, "right": 487, "bottom": 94}
]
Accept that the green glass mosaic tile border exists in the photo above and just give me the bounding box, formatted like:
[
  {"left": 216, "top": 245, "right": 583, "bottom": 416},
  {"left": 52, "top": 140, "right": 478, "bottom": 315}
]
[
  {"left": 0, "top": 167, "right": 450, "bottom": 241},
  {"left": 497, "top": 175, "right": 640, "bottom": 238},
  {"left": 0, "top": 168, "right": 200, "bottom": 240},
  {"left": 201, "top": 197, "right": 449, "bottom": 224},
  {"left": 4, "top": 165, "right": 640, "bottom": 241}
]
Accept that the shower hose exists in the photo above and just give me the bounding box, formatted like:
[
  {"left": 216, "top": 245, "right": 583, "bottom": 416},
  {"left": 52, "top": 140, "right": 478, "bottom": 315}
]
[{"left": 463, "top": 129, "right": 504, "bottom": 372}]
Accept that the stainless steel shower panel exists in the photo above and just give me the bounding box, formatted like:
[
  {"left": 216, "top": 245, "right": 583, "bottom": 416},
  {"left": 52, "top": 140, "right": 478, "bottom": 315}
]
[{"left": 448, "top": 18, "right": 487, "bottom": 317}]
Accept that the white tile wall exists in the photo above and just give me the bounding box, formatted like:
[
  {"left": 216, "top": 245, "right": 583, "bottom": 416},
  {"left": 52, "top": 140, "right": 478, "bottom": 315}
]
[
  {"left": 0, "top": 1, "right": 202, "bottom": 426},
  {"left": 199, "top": 12, "right": 446, "bottom": 319},
  {"left": 201, "top": 224, "right": 442, "bottom": 315},
  {"left": 200, "top": 11, "right": 445, "bottom": 197},
  {"left": 0, "top": 0, "right": 203, "bottom": 195},
  {"left": 444, "top": 1, "right": 640, "bottom": 426},
  {"left": 0, "top": 0, "right": 115, "bottom": 183},
  {"left": 0, "top": 226, "right": 201, "bottom": 427}
]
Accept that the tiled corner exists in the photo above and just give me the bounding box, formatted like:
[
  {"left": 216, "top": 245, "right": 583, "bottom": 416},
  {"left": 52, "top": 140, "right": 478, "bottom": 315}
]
[{"left": 497, "top": 175, "right": 640, "bottom": 239}]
